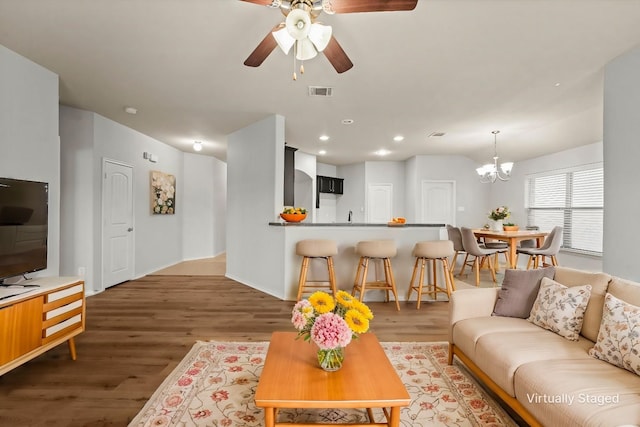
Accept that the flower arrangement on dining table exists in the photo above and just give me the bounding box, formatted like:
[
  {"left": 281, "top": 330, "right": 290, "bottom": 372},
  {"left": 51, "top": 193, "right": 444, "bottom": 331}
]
[
  {"left": 488, "top": 205, "right": 510, "bottom": 221},
  {"left": 291, "top": 290, "right": 373, "bottom": 371}
]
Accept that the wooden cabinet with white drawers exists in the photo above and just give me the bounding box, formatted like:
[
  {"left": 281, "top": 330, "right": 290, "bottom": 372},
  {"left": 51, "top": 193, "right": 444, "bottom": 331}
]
[{"left": 0, "top": 277, "right": 85, "bottom": 376}]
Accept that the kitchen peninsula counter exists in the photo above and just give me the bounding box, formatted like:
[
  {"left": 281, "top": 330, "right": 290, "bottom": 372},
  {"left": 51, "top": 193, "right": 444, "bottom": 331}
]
[
  {"left": 269, "top": 222, "right": 445, "bottom": 227},
  {"left": 268, "top": 222, "right": 446, "bottom": 301}
]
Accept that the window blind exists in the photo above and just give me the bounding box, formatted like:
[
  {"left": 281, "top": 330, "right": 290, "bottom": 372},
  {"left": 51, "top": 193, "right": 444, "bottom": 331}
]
[{"left": 526, "top": 165, "right": 603, "bottom": 255}]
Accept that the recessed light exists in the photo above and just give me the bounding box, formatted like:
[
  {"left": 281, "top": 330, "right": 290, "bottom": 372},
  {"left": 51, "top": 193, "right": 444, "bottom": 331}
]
[
  {"left": 341, "top": 119, "right": 354, "bottom": 125},
  {"left": 124, "top": 106, "right": 137, "bottom": 115},
  {"left": 375, "top": 149, "right": 390, "bottom": 156},
  {"left": 393, "top": 135, "right": 404, "bottom": 142},
  {"left": 193, "top": 141, "right": 203, "bottom": 152},
  {"left": 319, "top": 135, "right": 330, "bottom": 141},
  {"left": 318, "top": 150, "right": 327, "bottom": 155}
]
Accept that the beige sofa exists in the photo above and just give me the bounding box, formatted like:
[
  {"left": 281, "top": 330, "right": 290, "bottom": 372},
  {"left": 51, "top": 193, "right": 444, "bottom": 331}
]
[{"left": 449, "top": 266, "right": 640, "bottom": 427}]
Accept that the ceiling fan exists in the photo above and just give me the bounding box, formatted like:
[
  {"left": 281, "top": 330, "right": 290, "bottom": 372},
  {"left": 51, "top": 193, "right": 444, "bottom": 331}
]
[{"left": 241, "top": 0, "right": 418, "bottom": 78}]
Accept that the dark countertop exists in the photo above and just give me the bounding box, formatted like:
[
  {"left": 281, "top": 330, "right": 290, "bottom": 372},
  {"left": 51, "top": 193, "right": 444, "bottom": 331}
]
[{"left": 269, "top": 222, "right": 445, "bottom": 227}]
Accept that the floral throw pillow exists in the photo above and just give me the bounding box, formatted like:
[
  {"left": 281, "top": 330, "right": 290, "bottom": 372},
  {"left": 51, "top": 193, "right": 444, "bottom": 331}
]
[
  {"left": 589, "top": 293, "right": 640, "bottom": 376},
  {"left": 527, "top": 277, "right": 592, "bottom": 341}
]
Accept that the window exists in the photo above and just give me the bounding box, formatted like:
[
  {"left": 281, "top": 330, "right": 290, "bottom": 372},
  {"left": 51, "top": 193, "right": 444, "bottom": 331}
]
[{"left": 525, "top": 164, "right": 603, "bottom": 255}]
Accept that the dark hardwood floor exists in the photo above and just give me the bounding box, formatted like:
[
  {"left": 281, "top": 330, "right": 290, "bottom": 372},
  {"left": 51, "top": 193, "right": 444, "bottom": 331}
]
[{"left": 0, "top": 275, "right": 450, "bottom": 426}]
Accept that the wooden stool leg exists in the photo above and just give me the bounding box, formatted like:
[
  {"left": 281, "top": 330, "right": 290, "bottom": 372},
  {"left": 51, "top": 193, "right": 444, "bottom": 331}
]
[
  {"left": 384, "top": 258, "right": 400, "bottom": 311},
  {"left": 357, "top": 257, "right": 370, "bottom": 302},
  {"left": 430, "top": 258, "right": 438, "bottom": 300},
  {"left": 442, "top": 258, "right": 453, "bottom": 299},
  {"left": 407, "top": 257, "right": 420, "bottom": 301},
  {"left": 416, "top": 258, "right": 426, "bottom": 309},
  {"left": 352, "top": 256, "right": 364, "bottom": 298},
  {"left": 327, "top": 256, "right": 337, "bottom": 296},
  {"left": 297, "top": 256, "right": 310, "bottom": 301},
  {"left": 526, "top": 255, "right": 534, "bottom": 270}
]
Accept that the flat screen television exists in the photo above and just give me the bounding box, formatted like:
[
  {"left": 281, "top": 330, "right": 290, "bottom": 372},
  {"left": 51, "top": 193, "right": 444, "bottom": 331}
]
[{"left": 0, "top": 177, "right": 48, "bottom": 282}]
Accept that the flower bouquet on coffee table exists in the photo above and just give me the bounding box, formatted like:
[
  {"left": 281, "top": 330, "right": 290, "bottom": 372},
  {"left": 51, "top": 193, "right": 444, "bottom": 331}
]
[{"left": 291, "top": 290, "right": 373, "bottom": 371}]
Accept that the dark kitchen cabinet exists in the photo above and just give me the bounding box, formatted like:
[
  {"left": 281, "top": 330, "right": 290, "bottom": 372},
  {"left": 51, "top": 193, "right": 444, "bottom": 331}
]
[{"left": 317, "top": 175, "right": 344, "bottom": 194}]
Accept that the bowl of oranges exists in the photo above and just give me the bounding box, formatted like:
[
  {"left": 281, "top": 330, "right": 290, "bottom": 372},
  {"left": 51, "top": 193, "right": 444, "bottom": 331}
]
[{"left": 280, "top": 207, "right": 307, "bottom": 223}]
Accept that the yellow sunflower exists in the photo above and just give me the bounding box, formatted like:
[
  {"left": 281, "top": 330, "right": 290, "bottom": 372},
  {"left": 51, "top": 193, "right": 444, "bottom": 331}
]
[
  {"left": 308, "top": 291, "right": 335, "bottom": 314},
  {"left": 352, "top": 300, "right": 374, "bottom": 320},
  {"left": 344, "top": 309, "right": 370, "bottom": 334},
  {"left": 335, "top": 290, "right": 355, "bottom": 308}
]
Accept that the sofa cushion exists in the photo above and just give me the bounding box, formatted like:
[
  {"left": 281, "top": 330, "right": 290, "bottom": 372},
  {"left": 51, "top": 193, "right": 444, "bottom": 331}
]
[
  {"left": 608, "top": 276, "right": 640, "bottom": 306},
  {"left": 473, "top": 329, "right": 593, "bottom": 397},
  {"left": 492, "top": 267, "right": 555, "bottom": 318},
  {"left": 528, "top": 277, "right": 592, "bottom": 341},
  {"left": 452, "top": 316, "right": 541, "bottom": 361},
  {"left": 553, "top": 266, "right": 611, "bottom": 342},
  {"left": 514, "top": 358, "right": 640, "bottom": 427},
  {"left": 589, "top": 293, "right": 640, "bottom": 376}
]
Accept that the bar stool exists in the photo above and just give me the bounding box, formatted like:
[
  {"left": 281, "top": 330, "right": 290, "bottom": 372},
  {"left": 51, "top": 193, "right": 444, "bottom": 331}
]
[
  {"left": 351, "top": 240, "right": 400, "bottom": 311},
  {"left": 407, "top": 240, "right": 456, "bottom": 309},
  {"left": 295, "top": 239, "right": 338, "bottom": 301}
]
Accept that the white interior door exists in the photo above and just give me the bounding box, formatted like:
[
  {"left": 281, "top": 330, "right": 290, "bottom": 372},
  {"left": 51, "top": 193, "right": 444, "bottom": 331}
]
[
  {"left": 367, "top": 184, "right": 392, "bottom": 223},
  {"left": 102, "top": 159, "right": 134, "bottom": 288},
  {"left": 421, "top": 180, "right": 455, "bottom": 226}
]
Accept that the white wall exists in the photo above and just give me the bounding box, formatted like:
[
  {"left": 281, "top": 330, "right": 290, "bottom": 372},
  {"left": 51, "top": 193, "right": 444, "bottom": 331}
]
[
  {"left": 182, "top": 153, "right": 227, "bottom": 260},
  {"left": 59, "top": 107, "right": 95, "bottom": 289},
  {"left": 294, "top": 151, "right": 316, "bottom": 221},
  {"left": 337, "top": 163, "right": 366, "bottom": 223},
  {"left": 603, "top": 45, "right": 640, "bottom": 280},
  {"left": 226, "top": 115, "right": 286, "bottom": 298},
  {"left": 0, "top": 45, "right": 60, "bottom": 281}
]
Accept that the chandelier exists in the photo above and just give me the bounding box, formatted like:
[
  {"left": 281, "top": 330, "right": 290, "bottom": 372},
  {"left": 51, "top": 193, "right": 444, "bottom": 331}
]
[
  {"left": 271, "top": 1, "right": 333, "bottom": 80},
  {"left": 476, "top": 130, "right": 514, "bottom": 183}
]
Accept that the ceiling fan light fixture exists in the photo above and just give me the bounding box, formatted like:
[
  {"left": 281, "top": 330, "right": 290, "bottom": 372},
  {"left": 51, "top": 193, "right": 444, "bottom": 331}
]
[
  {"left": 296, "top": 38, "right": 318, "bottom": 60},
  {"left": 308, "top": 23, "right": 332, "bottom": 52},
  {"left": 272, "top": 27, "right": 295, "bottom": 54},
  {"left": 285, "top": 8, "right": 311, "bottom": 40},
  {"left": 193, "top": 141, "right": 203, "bottom": 152}
]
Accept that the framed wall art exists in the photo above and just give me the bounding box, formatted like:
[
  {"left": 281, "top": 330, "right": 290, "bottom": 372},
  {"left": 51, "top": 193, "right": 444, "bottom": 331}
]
[{"left": 151, "top": 170, "right": 176, "bottom": 215}]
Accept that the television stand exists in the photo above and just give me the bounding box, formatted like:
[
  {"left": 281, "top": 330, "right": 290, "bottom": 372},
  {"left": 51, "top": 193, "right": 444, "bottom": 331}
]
[{"left": 0, "top": 277, "right": 85, "bottom": 376}]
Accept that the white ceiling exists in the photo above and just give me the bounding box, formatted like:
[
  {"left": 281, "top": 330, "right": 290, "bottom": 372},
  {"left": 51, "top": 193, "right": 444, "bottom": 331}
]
[{"left": 1, "top": 0, "right": 639, "bottom": 166}]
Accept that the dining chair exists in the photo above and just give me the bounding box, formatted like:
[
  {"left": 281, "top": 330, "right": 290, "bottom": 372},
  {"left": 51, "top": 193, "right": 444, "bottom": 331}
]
[
  {"left": 446, "top": 225, "right": 466, "bottom": 276},
  {"left": 516, "top": 226, "right": 563, "bottom": 269},
  {"left": 459, "top": 227, "right": 503, "bottom": 286}
]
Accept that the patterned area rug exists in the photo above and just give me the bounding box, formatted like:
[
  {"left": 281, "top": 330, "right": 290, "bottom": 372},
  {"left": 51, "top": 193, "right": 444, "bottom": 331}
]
[{"left": 129, "top": 341, "right": 516, "bottom": 426}]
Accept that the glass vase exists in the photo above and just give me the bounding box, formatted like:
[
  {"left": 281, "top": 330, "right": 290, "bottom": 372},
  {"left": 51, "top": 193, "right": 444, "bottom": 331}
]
[{"left": 317, "top": 347, "right": 345, "bottom": 372}]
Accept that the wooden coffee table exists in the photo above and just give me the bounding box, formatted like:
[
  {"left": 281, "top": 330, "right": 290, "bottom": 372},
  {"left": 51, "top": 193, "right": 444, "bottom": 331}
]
[{"left": 255, "top": 331, "right": 410, "bottom": 427}]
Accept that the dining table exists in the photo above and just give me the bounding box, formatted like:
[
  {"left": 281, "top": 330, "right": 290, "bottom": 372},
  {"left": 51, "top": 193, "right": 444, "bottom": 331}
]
[{"left": 472, "top": 229, "right": 549, "bottom": 269}]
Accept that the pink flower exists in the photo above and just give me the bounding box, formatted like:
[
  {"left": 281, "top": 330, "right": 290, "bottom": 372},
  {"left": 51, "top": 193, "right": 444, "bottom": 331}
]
[
  {"left": 186, "top": 368, "right": 201, "bottom": 376},
  {"left": 291, "top": 310, "right": 307, "bottom": 330},
  {"left": 192, "top": 409, "right": 211, "bottom": 419},
  {"left": 224, "top": 356, "right": 239, "bottom": 363},
  {"left": 310, "top": 312, "right": 352, "bottom": 349}
]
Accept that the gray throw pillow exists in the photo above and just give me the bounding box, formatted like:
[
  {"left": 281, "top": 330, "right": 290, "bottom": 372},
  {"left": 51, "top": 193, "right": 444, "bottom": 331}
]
[{"left": 492, "top": 267, "right": 556, "bottom": 318}]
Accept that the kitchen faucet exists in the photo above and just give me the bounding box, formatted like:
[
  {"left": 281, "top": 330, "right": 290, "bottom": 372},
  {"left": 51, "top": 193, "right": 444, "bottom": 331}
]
[{"left": 348, "top": 210, "right": 353, "bottom": 223}]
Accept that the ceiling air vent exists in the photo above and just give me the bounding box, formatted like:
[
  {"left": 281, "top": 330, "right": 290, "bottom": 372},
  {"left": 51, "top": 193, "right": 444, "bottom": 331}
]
[
  {"left": 428, "top": 132, "right": 446, "bottom": 137},
  {"left": 308, "top": 86, "right": 333, "bottom": 97}
]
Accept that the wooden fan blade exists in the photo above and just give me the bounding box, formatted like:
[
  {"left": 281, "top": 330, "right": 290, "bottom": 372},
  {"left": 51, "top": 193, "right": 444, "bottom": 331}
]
[
  {"left": 326, "top": 0, "right": 417, "bottom": 13},
  {"left": 323, "top": 36, "right": 353, "bottom": 73},
  {"left": 238, "top": 0, "right": 277, "bottom": 6},
  {"left": 244, "top": 25, "right": 282, "bottom": 67}
]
